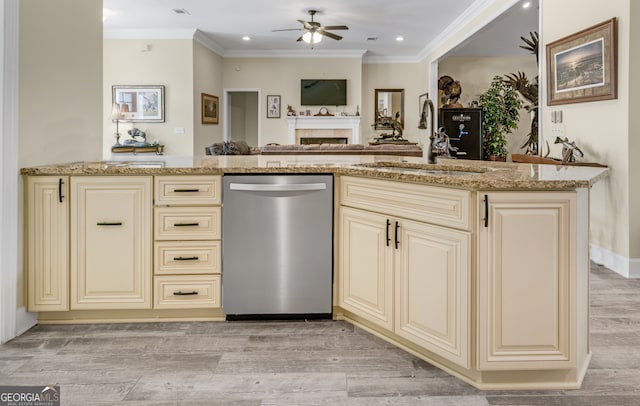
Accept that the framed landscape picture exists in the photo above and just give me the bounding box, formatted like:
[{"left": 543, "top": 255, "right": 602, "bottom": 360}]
[
  {"left": 112, "top": 85, "right": 164, "bottom": 122},
  {"left": 202, "top": 93, "right": 219, "bottom": 124},
  {"left": 546, "top": 18, "right": 617, "bottom": 105}
]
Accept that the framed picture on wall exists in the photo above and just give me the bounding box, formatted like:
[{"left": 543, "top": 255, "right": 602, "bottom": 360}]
[
  {"left": 201, "top": 93, "right": 219, "bottom": 124},
  {"left": 267, "top": 95, "right": 281, "bottom": 118},
  {"left": 546, "top": 18, "right": 617, "bottom": 105},
  {"left": 112, "top": 85, "right": 164, "bottom": 122}
]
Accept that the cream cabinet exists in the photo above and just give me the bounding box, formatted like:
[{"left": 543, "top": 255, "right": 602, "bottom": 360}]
[
  {"left": 26, "top": 176, "right": 69, "bottom": 312},
  {"left": 478, "top": 191, "right": 578, "bottom": 371},
  {"left": 70, "top": 177, "right": 152, "bottom": 309},
  {"left": 153, "top": 176, "right": 221, "bottom": 309},
  {"left": 339, "top": 176, "right": 471, "bottom": 368},
  {"left": 339, "top": 207, "right": 394, "bottom": 330}
]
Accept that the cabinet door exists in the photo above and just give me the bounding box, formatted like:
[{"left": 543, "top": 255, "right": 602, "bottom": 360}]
[
  {"left": 26, "top": 176, "right": 69, "bottom": 311},
  {"left": 395, "top": 219, "right": 470, "bottom": 368},
  {"left": 478, "top": 191, "right": 576, "bottom": 370},
  {"left": 70, "top": 177, "right": 152, "bottom": 309},
  {"left": 339, "top": 207, "right": 394, "bottom": 330}
]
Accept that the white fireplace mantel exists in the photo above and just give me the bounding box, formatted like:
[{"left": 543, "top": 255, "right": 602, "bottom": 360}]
[{"left": 287, "top": 116, "right": 361, "bottom": 144}]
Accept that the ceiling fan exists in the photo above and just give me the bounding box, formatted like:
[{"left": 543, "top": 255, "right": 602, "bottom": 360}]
[{"left": 272, "top": 9, "right": 348, "bottom": 47}]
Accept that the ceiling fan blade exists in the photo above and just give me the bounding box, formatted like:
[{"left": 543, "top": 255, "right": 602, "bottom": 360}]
[
  {"left": 296, "top": 35, "right": 305, "bottom": 42},
  {"left": 272, "top": 28, "right": 303, "bottom": 32},
  {"left": 320, "top": 31, "right": 343, "bottom": 41},
  {"left": 322, "top": 25, "right": 349, "bottom": 31},
  {"left": 298, "top": 19, "right": 314, "bottom": 30}
]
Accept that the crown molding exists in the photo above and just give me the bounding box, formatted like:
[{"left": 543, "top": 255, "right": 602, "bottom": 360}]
[
  {"left": 103, "top": 28, "right": 197, "bottom": 40},
  {"left": 417, "top": 0, "right": 520, "bottom": 62},
  {"left": 193, "top": 29, "right": 225, "bottom": 56},
  {"left": 362, "top": 55, "right": 421, "bottom": 64},
  {"left": 221, "top": 49, "right": 366, "bottom": 59}
]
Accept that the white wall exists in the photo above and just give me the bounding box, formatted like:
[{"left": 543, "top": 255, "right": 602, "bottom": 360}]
[
  {"left": 222, "top": 57, "right": 362, "bottom": 145},
  {"left": 541, "top": 0, "right": 634, "bottom": 274},
  {"left": 103, "top": 39, "right": 194, "bottom": 161},
  {"left": 20, "top": 0, "right": 103, "bottom": 166},
  {"left": 193, "top": 40, "right": 223, "bottom": 161},
  {"left": 439, "top": 55, "right": 537, "bottom": 157}
]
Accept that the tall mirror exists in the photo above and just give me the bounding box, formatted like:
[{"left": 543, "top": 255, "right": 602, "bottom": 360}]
[{"left": 374, "top": 89, "right": 404, "bottom": 130}]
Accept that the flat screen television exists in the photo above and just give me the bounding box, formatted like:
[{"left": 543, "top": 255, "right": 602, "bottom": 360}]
[{"left": 300, "top": 79, "right": 347, "bottom": 106}]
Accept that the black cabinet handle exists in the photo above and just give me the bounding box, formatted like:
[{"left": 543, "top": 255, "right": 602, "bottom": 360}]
[
  {"left": 173, "top": 256, "right": 199, "bottom": 261},
  {"left": 395, "top": 221, "right": 400, "bottom": 249},
  {"left": 484, "top": 194, "right": 489, "bottom": 228},
  {"left": 174, "top": 189, "right": 200, "bottom": 193},
  {"left": 386, "top": 219, "right": 391, "bottom": 247},
  {"left": 58, "top": 178, "right": 64, "bottom": 203},
  {"left": 173, "top": 291, "right": 198, "bottom": 296},
  {"left": 97, "top": 222, "right": 123, "bottom": 226},
  {"left": 174, "top": 223, "right": 199, "bottom": 227}
]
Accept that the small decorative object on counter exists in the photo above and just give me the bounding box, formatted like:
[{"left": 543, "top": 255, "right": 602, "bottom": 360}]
[
  {"left": 554, "top": 136, "right": 584, "bottom": 163},
  {"left": 370, "top": 112, "right": 414, "bottom": 145},
  {"left": 431, "top": 127, "right": 458, "bottom": 158}
]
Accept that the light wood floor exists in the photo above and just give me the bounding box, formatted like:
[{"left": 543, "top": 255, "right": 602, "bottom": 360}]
[{"left": 1, "top": 263, "right": 639, "bottom": 405}]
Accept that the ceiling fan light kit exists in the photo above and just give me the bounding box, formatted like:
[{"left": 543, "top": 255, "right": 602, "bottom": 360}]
[
  {"left": 273, "top": 9, "right": 348, "bottom": 48},
  {"left": 302, "top": 31, "right": 323, "bottom": 44}
]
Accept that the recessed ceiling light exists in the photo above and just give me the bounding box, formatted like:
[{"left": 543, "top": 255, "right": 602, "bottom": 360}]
[
  {"left": 522, "top": 1, "right": 531, "bottom": 8},
  {"left": 396, "top": 36, "right": 404, "bottom": 42},
  {"left": 242, "top": 36, "right": 251, "bottom": 41}
]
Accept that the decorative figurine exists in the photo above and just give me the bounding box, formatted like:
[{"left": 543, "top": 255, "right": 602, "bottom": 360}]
[
  {"left": 554, "top": 136, "right": 584, "bottom": 163},
  {"left": 438, "top": 75, "right": 463, "bottom": 108},
  {"left": 287, "top": 105, "right": 296, "bottom": 116}
]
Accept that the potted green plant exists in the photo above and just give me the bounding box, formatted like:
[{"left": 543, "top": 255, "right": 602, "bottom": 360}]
[{"left": 479, "top": 75, "right": 522, "bottom": 161}]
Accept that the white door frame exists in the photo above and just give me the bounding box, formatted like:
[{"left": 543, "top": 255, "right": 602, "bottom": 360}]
[
  {"left": 223, "top": 88, "right": 262, "bottom": 145},
  {"left": 1, "top": 0, "right": 29, "bottom": 343}
]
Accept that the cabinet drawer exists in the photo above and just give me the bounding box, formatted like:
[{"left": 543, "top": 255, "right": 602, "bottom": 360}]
[
  {"left": 340, "top": 176, "right": 471, "bottom": 230},
  {"left": 154, "top": 275, "right": 220, "bottom": 309},
  {"left": 155, "top": 207, "right": 221, "bottom": 240},
  {"left": 154, "top": 241, "right": 221, "bottom": 275},
  {"left": 155, "top": 176, "right": 221, "bottom": 206}
]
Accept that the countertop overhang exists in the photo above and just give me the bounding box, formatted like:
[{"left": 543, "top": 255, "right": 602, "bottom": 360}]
[{"left": 20, "top": 155, "right": 609, "bottom": 190}]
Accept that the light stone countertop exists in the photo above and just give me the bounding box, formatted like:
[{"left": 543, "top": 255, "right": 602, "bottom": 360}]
[{"left": 20, "top": 155, "right": 609, "bottom": 190}]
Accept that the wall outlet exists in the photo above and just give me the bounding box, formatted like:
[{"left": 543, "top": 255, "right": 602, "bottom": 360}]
[
  {"left": 551, "top": 123, "right": 565, "bottom": 139},
  {"left": 173, "top": 127, "right": 185, "bottom": 134}
]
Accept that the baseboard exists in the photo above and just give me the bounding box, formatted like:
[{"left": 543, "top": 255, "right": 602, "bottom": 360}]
[
  {"left": 15, "top": 306, "right": 37, "bottom": 337},
  {"left": 590, "top": 244, "right": 640, "bottom": 279}
]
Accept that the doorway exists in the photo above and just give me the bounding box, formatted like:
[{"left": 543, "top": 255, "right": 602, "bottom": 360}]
[{"left": 224, "top": 89, "right": 261, "bottom": 147}]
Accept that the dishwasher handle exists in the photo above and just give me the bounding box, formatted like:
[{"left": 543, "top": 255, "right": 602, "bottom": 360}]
[{"left": 229, "top": 182, "right": 327, "bottom": 192}]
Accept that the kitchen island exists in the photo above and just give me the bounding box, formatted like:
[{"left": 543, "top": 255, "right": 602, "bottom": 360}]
[{"left": 21, "top": 155, "right": 608, "bottom": 390}]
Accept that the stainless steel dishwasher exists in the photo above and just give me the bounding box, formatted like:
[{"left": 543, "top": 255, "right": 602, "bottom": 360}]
[{"left": 222, "top": 174, "right": 333, "bottom": 319}]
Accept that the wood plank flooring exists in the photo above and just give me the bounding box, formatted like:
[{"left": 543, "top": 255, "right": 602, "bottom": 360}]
[{"left": 1, "top": 263, "right": 640, "bottom": 405}]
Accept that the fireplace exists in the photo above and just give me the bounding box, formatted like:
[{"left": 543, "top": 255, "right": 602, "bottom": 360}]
[
  {"left": 300, "top": 137, "right": 349, "bottom": 145},
  {"left": 287, "top": 116, "right": 361, "bottom": 144}
]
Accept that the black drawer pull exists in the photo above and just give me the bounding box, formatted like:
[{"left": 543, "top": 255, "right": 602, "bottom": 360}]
[
  {"left": 97, "top": 222, "right": 123, "bottom": 226},
  {"left": 58, "top": 178, "right": 64, "bottom": 203},
  {"left": 173, "top": 291, "right": 198, "bottom": 296},
  {"left": 484, "top": 194, "right": 489, "bottom": 228},
  {"left": 385, "top": 219, "right": 391, "bottom": 247},
  {"left": 174, "top": 256, "right": 199, "bottom": 261},
  {"left": 174, "top": 188, "right": 200, "bottom": 193},
  {"left": 395, "top": 221, "right": 400, "bottom": 249},
  {"left": 174, "top": 223, "right": 199, "bottom": 227}
]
